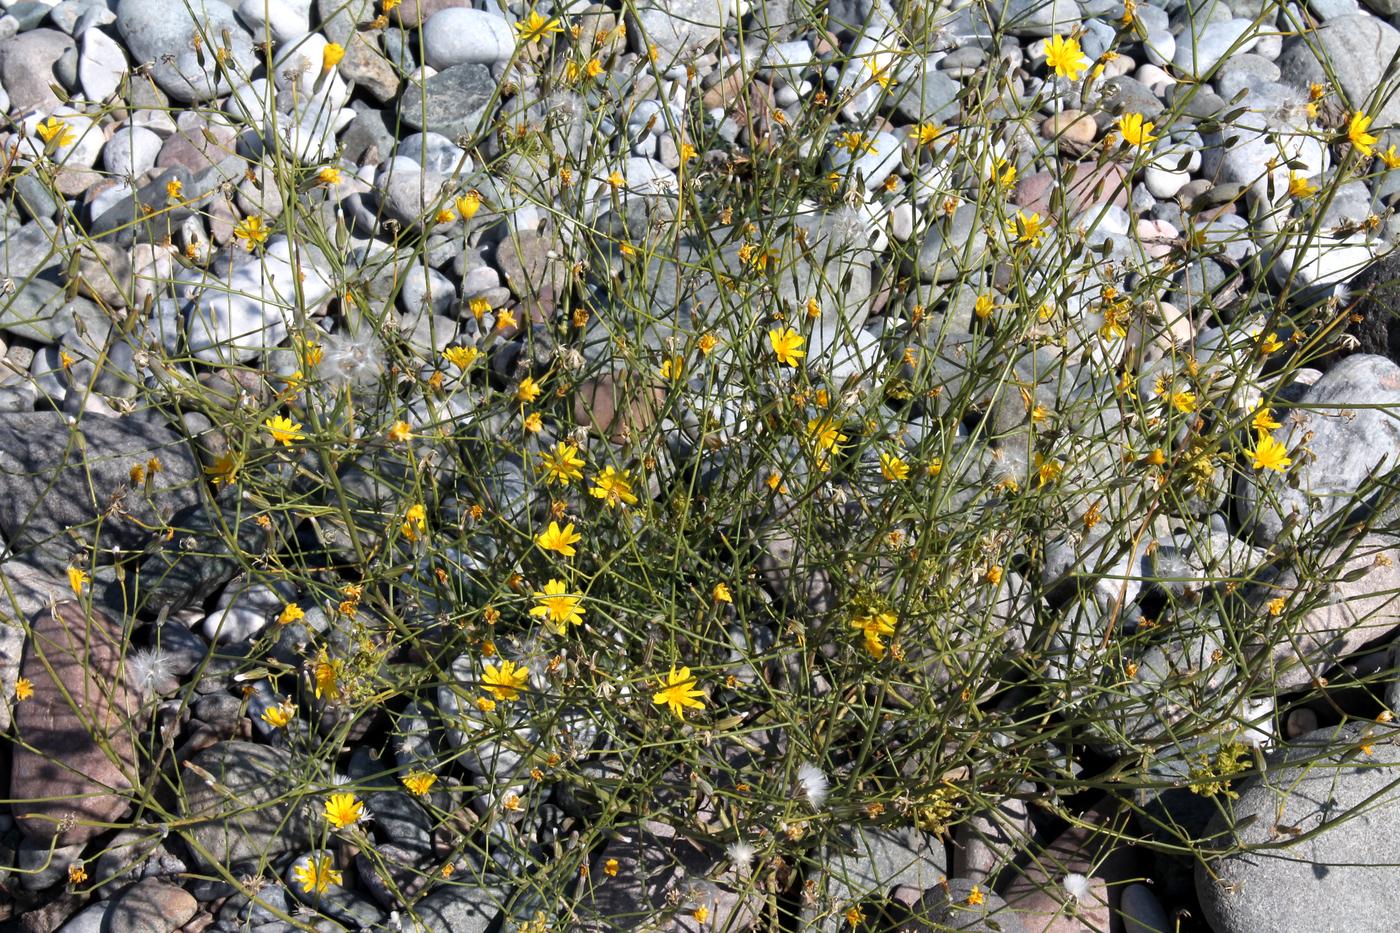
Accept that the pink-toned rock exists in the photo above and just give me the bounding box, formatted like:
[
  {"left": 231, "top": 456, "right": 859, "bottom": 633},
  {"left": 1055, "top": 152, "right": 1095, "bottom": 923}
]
[
  {"left": 1001, "top": 800, "right": 1145, "bottom": 933},
  {"left": 1135, "top": 219, "right": 1177, "bottom": 260},
  {"left": 1013, "top": 163, "right": 1129, "bottom": 216},
  {"left": 574, "top": 373, "right": 665, "bottom": 445},
  {"left": 392, "top": 0, "right": 473, "bottom": 27},
  {"left": 11, "top": 601, "right": 135, "bottom": 846}
]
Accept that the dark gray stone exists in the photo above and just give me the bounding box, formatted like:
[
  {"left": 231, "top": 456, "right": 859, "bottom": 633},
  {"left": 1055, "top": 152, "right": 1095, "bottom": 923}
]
[
  {"left": 0, "top": 410, "right": 202, "bottom": 569},
  {"left": 134, "top": 496, "right": 271, "bottom": 615},
  {"left": 177, "top": 741, "right": 313, "bottom": 872},
  {"left": 1196, "top": 722, "right": 1400, "bottom": 933},
  {"left": 398, "top": 64, "right": 497, "bottom": 139}
]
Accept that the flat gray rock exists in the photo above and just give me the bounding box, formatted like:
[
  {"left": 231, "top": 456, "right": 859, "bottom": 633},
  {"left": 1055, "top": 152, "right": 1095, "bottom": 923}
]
[
  {"left": 177, "top": 741, "right": 313, "bottom": 871},
  {"left": 399, "top": 64, "right": 497, "bottom": 140},
  {"left": 1197, "top": 722, "right": 1400, "bottom": 933},
  {"left": 1238, "top": 355, "right": 1400, "bottom": 542},
  {"left": 0, "top": 410, "right": 202, "bottom": 568}
]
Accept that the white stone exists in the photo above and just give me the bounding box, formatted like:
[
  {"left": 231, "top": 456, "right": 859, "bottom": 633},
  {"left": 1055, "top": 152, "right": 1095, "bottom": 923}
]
[
  {"left": 103, "top": 126, "right": 162, "bottom": 176},
  {"left": 421, "top": 8, "right": 515, "bottom": 69},
  {"left": 1270, "top": 236, "right": 1374, "bottom": 292},
  {"left": 1173, "top": 18, "right": 1259, "bottom": 78},
  {"left": 1145, "top": 165, "right": 1190, "bottom": 198},
  {"left": 185, "top": 236, "right": 333, "bottom": 362},
  {"left": 237, "top": 0, "right": 311, "bottom": 43},
  {"left": 827, "top": 130, "right": 901, "bottom": 191},
  {"left": 79, "top": 27, "right": 127, "bottom": 102}
]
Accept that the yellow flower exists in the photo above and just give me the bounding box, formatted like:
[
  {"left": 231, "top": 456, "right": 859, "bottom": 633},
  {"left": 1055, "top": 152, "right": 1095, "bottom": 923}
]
[
  {"left": 387, "top": 420, "right": 412, "bottom": 442},
  {"left": 324, "top": 792, "right": 364, "bottom": 829},
  {"left": 585, "top": 57, "right": 604, "bottom": 78},
  {"left": 1382, "top": 145, "right": 1400, "bottom": 170},
  {"left": 604, "top": 858, "right": 620, "bottom": 877},
  {"left": 14, "top": 677, "right": 33, "bottom": 701},
  {"left": 68, "top": 863, "right": 87, "bottom": 885},
  {"left": 293, "top": 855, "right": 342, "bottom": 894},
  {"left": 456, "top": 190, "right": 482, "bottom": 219},
  {"left": 1258, "top": 331, "right": 1284, "bottom": 354},
  {"left": 277, "top": 603, "right": 305, "bottom": 626},
  {"left": 67, "top": 566, "right": 88, "bottom": 597},
  {"left": 807, "top": 416, "right": 848, "bottom": 457},
  {"left": 660, "top": 355, "right": 684, "bottom": 380},
  {"left": 712, "top": 582, "right": 733, "bottom": 604},
  {"left": 652, "top": 665, "right": 705, "bottom": 720},
  {"left": 1044, "top": 34, "right": 1089, "bottom": 80},
  {"left": 984, "top": 565, "right": 1004, "bottom": 586},
  {"left": 1248, "top": 431, "right": 1292, "bottom": 472},
  {"left": 313, "top": 649, "right": 343, "bottom": 700},
  {"left": 1007, "top": 210, "right": 1046, "bottom": 247},
  {"left": 1117, "top": 112, "right": 1157, "bottom": 148},
  {"left": 865, "top": 58, "right": 896, "bottom": 88},
  {"left": 1251, "top": 407, "right": 1281, "bottom": 432},
  {"left": 540, "top": 442, "right": 586, "bottom": 485},
  {"left": 974, "top": 293, "right": 995, "bottom": 320},
  {"left": 1266, "top": 596, "right": 1287, "bottom": 616},
  {"left": 322, "top": 42, "right": 345, "bottom": 70},
  {"left": 1288, "top": 172, "right": 1318, "bottom": 199},
  {"left": 880, "top": 453, "right": 910, "bottom": 482},
  {"left": 264, "top": 415, "right": 304, "bottom": 447},
  {"left": 517, "top": 376, "right": 542, "bottom": 403},
  {"left": 495, "top": 308, "right": 518, "bottom": 331},
  {"left": 233, "top": 216, "right": 270, "bottom": 250},
  {"left": 317, "top": 166, "right": 344, "bottom": 185},
  {"left": 35, "top": 116, "right": 76, "bottom": 147},
  {"left": 835, "top": 131, "right": 876, "bottom": 155},
  {"left": 516, "top": 8, "right": 563, "bottom": 43},
  {"left": 914, "top": 123, "right": 941, "bottom": 146},
  {"left": 698, "top": 332, "right": 718, "bottom": 355},
  {"left": 589, "top": 466, "right": 638, "bottom": 508},
  {"left": 443, "top": 345, "right": 479, "bottom": 370},
  {"left": 482, "top": 658, "right": 530, "bottom": 701},
  {"left": 523, "top": 411, "right": 543, "bottom": 433},
  {"left": 607, "top": 170, "right": 625, "bottom": 188},
  {"left": 679, "top": 141, "right": 697, "bottom": 163},
  {"left": 850, "top": 610, "right": 897, "bottom": 659},
  {"left": 261, "top": 699, "right": 295, "bottom": 728},
  {"left": 204, "top": 453, "right": 239, "bottom": 486},
  {"left": 402, "top": 771, "right": 438, "bottom": 796},
  {"left": 768, "top": 327, "right": 806, "bottom": 366},
  {"left": 530, "top": 579, "right": 585, "bottom": 633},
  {"left": 536, "top": 520, "right": 581, "bottom": 557},
  {"left": 166, "top": 179, "right": 184, "bottom": 200},
  {"left": 991, "top": 157, "right": 1017, "bottom": 189},
  {"left": 966, "top": 884, "right": 985, "bottom": 907},
  {"left": 1348, "top": 111, "right": 1378, "bottom": 156},
  {"left": 401, "top": 503, "right": 427, "bottom": 541}
]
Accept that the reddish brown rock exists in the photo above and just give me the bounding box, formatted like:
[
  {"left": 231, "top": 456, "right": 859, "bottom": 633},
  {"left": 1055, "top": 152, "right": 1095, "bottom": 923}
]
[
  {"left": 1001, "top": 799, "right": 1146, "bottom": 932},
  {"left": 574, "top": 373, "right": 665, "bottom": 444},
  {"left": 11, "top": 601, "right": 135, "bottom": 846},
  {"left": 1013, "top": 163, "right": 1129, "bottom": 216}
]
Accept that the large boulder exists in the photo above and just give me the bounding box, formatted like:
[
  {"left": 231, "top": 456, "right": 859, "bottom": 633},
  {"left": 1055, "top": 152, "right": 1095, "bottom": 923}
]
[
  {"left": 0, "top": 411, "right": 203, "bottom": 569},
  {"left": 1197, "top": 722, "right": 1400, "bottom": 933},
  {"left": 177, "top": 741, "right": 313, "bottom": 872},
  {"left": 11, "top": 601, "right": 135, "bottom": 845}
]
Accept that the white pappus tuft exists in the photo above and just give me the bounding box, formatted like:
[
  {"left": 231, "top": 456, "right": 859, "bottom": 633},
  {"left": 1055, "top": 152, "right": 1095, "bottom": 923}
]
[
  {"left": 317, "top": 331, "right": 386, "bottom": 388},
  {"left": 125, "top": 648, "right": 174, "bottom": 701},
  {"left": 1062, "top": 872, "right": 1091, "bottom": 902},
  {"left": 796, "top": 761, "right": 829, "bottom": 809},
  {"left": 726, "top": 840, "right": 756, "bottom": 873}
]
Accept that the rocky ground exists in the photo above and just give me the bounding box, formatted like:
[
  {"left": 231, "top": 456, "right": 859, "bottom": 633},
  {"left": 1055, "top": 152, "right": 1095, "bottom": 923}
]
[{"left": 0, "top": 0, "right": 1399, "bottom": 930}]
